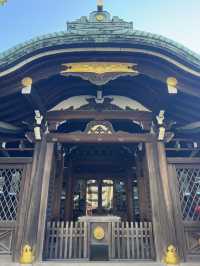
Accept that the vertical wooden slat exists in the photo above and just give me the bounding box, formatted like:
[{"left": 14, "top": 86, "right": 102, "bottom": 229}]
[
  {"left": 83, "top": 221, "right": 88, "bottom": 259},
  {"left": 135, "top": 222, "right": 140, "bottom": 259},
  {"left": 74, "top": 221, "right": 78, "bottom": 258},
  {"left": 64, "top": 222, "right": 69, "bottom": 259},
  {"left": 131, "top": 222, "right": 135, "bottom": 259},
  {"left": 59, "top": 221, "right": 64, "bottom": 259},
  {"left": 122, "top": 222, "right": 126, "bottom": 259},
  {"left": 49, "top": 221, "right": 55, "bottom": 259},
  {"left": 140, "top": 222, "right": 145, "bottom": 259},
  {"left": 126, "top": 221, "right": 130, "bottom": 259},
  {"left": 117, "top": 221, "right": 120, "bottom": 258},
  {"left": 143, "top": 222, "right": 148, "bottom": 259},
  {"left": 78, "top": 222, "right": 80, "bottom": 259},
  {"left": 108, "top": 221, "right": 112, "bottom": 259},
  {"left": 69, "top": 221, "right": 73, "bottom": 259},
  {"left": 54, "top": 221, "right": 59, "bottom": 259},
  {"left": 149, "top": 222, "right": 155, "bottom": 260},
  {"left": 111, "top": 222, "right": 115, "bottom": 259}
]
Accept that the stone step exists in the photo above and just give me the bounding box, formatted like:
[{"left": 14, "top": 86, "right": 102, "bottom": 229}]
[
  {"left": 0, "top": 257, "right": 199, "bottom": 266},
  {"left": 1, "top": 262, "right": 200, "bottom": 266}
]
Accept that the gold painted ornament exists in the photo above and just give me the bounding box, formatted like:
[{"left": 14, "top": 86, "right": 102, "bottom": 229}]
[
  {"left": 20, "top": 245, "right": 34, "bottom": 264},
  {"left": 96, "top": 14, "right": 104, "bottom": 21},
  {"left": 166, "top": 77, "right": 178, "bottom": 94},
  {"left": 21, "top": 77, "right": 33, "bottom": 87},
  {"left": 166, "top": 77, "right": 178, "bottom": 87},
  {"left": 162, "top": 245, "right": 180, "bottom": 265},
  {"left": 93, "top": 226, "right": 105, "bottom": 240}
]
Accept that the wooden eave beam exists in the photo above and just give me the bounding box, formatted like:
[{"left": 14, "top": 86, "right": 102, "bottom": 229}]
[
  {"left": 47, "top": 110, "right": 152, "bottom": 122},
  {"left": 47, "top": 132, "right": 155, "bottom": 143}
]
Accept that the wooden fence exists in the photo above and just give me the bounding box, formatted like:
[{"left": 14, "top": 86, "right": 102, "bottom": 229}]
[
  {"left": 45, "top": 221, "right": 154, "bottom": 260},
  {"left": 111, "top": 221, "right": 154, "bottom": 260}
]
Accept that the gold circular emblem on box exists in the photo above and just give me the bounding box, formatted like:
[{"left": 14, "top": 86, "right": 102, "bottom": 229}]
[
  {"left": 96, "top": 14, "right": 104, "bottom": 21},
  {"left": 93, "top": 226, "right": 105, "bottom": 240}
]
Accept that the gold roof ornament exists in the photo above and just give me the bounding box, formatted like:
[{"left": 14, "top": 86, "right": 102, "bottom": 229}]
[
  {"left": 166, "top": 77, "right": 178, "bottom": 94},
  {"left": 21, "top": 77, "right": 33, "bottom": 87},
  {"left": 0, "top": 0, "right": 7, "bottom": 5},
  {"left": 61, "top": 62, "right": 139, "bottom": 85}
]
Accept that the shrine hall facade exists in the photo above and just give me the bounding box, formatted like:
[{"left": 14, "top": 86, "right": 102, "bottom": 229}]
[{"left": 0, "top": 3, "right": 200, "bottom": 265}]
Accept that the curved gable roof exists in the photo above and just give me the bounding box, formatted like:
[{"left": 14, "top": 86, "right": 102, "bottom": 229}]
[{"left": 0, "top": 9, "right": 199, "bottom": 75}]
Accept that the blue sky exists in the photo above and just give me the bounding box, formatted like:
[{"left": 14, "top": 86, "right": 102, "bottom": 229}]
[{"left": 0, "top": 0, "right": 199, "bottom": 54}]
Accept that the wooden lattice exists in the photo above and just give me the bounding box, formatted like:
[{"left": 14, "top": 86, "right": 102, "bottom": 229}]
[
  {"left": 0, "top": 229, "right": 13, "bottom": 254},
  {"left": 0, "top": 167, "right": 23, "bottom": 220},
  {"left": 176, "top": 166, "right": 200, "bottom": 221}
]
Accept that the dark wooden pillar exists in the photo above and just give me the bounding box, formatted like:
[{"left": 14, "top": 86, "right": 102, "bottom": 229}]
[
  {"left": 64, "top": 162, "right": 74, "bottom": 221},
  {"left": 19, "top": 138, "right": 55, "bottom": 262},
  {"left": 126, "top": 170, "right": 134, "bottom": 221},
  {"left": 136, "top": 155, "right": 151, "bottom": 221},
  {"left": 157, "top": 142, "right": 177, "bottom": 244},
  {"left": 145, "top": 142, "right": 176, "bottom": 261},
  {"left": 51, "top": 151, "right": 64, "bottom": 220},
  {"left": 23, "top": 139, "right": 47, "bottom": 248},
  {"left": 36, "top": 142, "right": 55, "bottom": 261}
]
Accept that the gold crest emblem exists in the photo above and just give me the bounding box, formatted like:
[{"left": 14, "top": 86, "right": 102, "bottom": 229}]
[{"left": 93, "top": 226, "right": 105, "bottom": 240}]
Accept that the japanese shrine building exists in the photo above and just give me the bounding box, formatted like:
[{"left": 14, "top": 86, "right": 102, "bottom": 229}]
[{"left": 0, "top": 2, "right": 200, "bottom": 265}]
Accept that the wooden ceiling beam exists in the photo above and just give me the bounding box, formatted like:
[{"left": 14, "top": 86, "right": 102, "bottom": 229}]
[
  {"left": 47, "top": 132, "right": 155, "bottom": 143},
  {"left": 47, "top": 110, "right": 152, "bottom": 122}
]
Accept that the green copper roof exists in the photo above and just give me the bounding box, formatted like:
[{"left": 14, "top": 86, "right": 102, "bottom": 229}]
[{"left": 0, "top": 9, "right": 200, "bottom": 70}]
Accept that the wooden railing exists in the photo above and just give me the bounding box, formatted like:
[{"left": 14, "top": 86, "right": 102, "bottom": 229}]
[
  {"left": 45, "top": 221, "right": 154, "bottom": 260},
  {"left": 111, "top": 221, "right": 154, "bottom": 260},
  {"left": 45, "top": 221, "right": 87, "bottom": 260}
]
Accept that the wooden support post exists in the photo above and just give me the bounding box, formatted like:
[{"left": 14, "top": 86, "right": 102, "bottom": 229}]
[
  {"left": 64, "top": 163, "right": 74, "bottom": 221},
  {"left": 126, "top": 170, "right": 134, "bottom": 221},
  {"left": 157, "top": 142, "right": 177, "bottom": 245},
  {"left": 51, "top": 153, "right": 64, "bottom": 220},
  {"left": 36, "top": 142, "right": 55, "bottom": 261},
  {"left": 145, "top": 142, "right": 176, "bottom": 261},
  {"left": 137, "top": 155, "right": 151, "bottom": 221},
  {"left": 136, "top": 155, "right": 145, "bottom": 221},
  {"left": 19, "top": 139, "right": 55, "bottom": 262},
  {"left": 23, "top": 139, "right": 47, "bottom": 248}
]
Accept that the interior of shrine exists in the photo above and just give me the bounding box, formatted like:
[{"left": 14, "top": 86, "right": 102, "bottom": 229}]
[{"left": 47, "top": 142, "right": 151, "bottom": 223}]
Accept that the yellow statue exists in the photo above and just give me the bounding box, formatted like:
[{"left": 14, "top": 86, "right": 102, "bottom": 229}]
[
  {"left": 163, "top": 245, "right": 180, "bottom": 265},
  {"left": 20, "top": 245, "right": 34, "bottom": 264}
]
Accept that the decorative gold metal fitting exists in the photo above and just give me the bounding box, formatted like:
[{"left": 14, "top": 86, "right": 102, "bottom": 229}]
[
  {"left": 21, "top": 77, "right": 33, "bottom": 87},
  {"left": 93, "top": 226, "right": 105, "bottom": 240}
]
